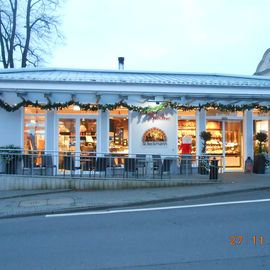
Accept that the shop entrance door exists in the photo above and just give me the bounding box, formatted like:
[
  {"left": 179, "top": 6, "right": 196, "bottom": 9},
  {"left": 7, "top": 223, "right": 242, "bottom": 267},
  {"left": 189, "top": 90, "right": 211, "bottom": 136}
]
[
  {"left": 224, "top": 120, "right": 242, "bottom": 170},
  {"left": 58, "top": 117, "right": 97, "bottom": 171},
  {"left": 206, "top": 120, "right": 243, "bottom": 171}
]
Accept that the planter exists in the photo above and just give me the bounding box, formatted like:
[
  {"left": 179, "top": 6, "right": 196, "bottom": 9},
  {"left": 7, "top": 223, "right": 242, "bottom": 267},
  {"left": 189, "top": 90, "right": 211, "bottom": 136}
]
[{"left": 253, "top": 155, "right": 266, "bottom": 174}]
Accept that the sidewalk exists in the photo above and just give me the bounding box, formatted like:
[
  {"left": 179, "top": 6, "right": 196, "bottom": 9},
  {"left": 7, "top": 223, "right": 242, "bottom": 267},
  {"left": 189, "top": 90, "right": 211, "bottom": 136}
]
[{"left": 0, "top": 173, "right": 269, "bottom": 219}]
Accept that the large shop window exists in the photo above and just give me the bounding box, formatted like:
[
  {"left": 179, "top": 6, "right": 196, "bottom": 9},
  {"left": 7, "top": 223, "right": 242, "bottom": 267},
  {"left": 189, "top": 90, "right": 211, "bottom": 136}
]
[
  {"left": 254, "top": 120, "right": 269, "bottom": 154},
  {"left": 58, "top": 118, "right": 97, "bottom": 153},
  {"left": 24, "top": 107, "right": 46, "bottom": 152},
  {"left": 206, "top": 120, "right": 242, "bottom": 168},
  {"left": 178, "top": 120, "right": 196, "bottom": 154},
  {"left": 109, "top": 108, "right": 128, "bottom": 153},
  {"left": 24, "top": 107, "right": 46, "bottom": 166},
  {"left": 206, "top": 121, "right": 223, "bottom": 155}
]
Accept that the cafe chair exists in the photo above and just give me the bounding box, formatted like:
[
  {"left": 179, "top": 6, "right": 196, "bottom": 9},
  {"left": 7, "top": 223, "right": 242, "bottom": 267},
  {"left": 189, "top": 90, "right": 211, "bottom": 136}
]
[
  {"left": 94, "top": 157, "right": 108, "bottom": 178},
  {"left": 80, "top": 155, "right": 96, "bottom": 177},
  {"left": 136, "top": 154, "right": 147, "bottom": 176},
  {"left": 22, "top": 154, "right": 33, "bottom": 175},
  {"left": 63, "top": 155, "right": 75, "bottom": 177},
  {"left": 123, "top": 157, "right": 138, "bottom": 178},
  {"left": 161, "top": 158, "right": 172, "bottom": 179},
  {"left": 152, "top": 155, "right": 162, "bottom": 178},
  {"left": 41, "top": 154, "right": 57, "bottom": 176}
]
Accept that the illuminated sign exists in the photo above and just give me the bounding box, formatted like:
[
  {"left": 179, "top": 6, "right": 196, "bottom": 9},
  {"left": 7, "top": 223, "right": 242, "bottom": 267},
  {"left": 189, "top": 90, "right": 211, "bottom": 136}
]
[{"left": 142, "top": 128, "right": 167, "bottom": 145}]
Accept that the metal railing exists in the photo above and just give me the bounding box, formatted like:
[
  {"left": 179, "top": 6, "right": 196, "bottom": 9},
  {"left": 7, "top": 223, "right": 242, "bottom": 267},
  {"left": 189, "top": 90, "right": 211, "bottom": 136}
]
[{"left": 0, "top": 150, "right": 224, "bottom": 180}]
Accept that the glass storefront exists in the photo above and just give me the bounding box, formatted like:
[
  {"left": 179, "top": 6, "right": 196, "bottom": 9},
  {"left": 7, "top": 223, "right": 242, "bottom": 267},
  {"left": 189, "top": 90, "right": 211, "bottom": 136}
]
[
  {"left": 178, "top": 110, "right": 196, "bottom": 155},
  {"left": 58, "top": 119, "right": 76, "bottom": 153},
  {"left": 24, "top": 107, "right": 46, "bottom": 152},
  {"left": 206, "top": 120, "right": 242, "bottom": 168},
  {"left": 177, "top": 120, "right": 196, "bottom": 154},
  {"left": 24, "top": 107, "right": 46, "bottom": 166},
  {"left": 109, "top": 108, "right": 129, "bottom": 153},
  {"left": 206, "top": 121, "right": 223, "bottom": 155},
  {"left": 58, "top": 118, "right": 97, "bottom": 153},
  {"left": 254, "top": 120, "right": 269, "bottom": 154}
]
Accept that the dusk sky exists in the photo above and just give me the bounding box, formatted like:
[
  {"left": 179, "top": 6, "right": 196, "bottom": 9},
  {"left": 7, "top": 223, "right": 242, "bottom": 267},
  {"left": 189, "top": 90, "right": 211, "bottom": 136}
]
[{"left": 49, "top": 0, "right": 270, "bottom": 75}]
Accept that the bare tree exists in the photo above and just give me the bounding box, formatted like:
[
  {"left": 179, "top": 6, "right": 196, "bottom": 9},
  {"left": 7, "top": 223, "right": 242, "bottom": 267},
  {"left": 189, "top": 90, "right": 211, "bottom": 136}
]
[{"left": 0, "top": 0, "right": 64, "bottom": 68}]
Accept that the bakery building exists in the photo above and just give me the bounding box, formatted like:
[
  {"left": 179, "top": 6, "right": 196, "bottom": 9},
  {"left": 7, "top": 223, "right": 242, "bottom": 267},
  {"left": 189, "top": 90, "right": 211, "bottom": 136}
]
[{"left": 0, "top": 66, "right": 270, "bottom": 173}]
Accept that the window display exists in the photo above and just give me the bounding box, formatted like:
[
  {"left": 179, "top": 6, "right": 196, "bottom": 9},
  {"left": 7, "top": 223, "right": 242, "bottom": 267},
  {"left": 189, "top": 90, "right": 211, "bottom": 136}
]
[
  {"left": 109, "top": 117, "right": 128, "bottom": 153},
  {"left": 58, "top": 118, "right": 97, "bottom": 153},
  {"left": 24, "top": 108, "right": 45, "bottom": 151},
  {"left": 80, "top": 119, "right": 97, "bottom": 152},
  {"left": 178, "top": 120, "right": 196, "bottom": 154},
  {"left": 206, "top": 120, "right": 242, "bottom": 168},
  {"left": 24, "top": 107, "right": 46, "bottom": 166},
  {"left": 58, "top": 119, "right": 76, "bottom": 152},
  {"left": 206, "top": 121, "right": 222, "bottom": 155}
]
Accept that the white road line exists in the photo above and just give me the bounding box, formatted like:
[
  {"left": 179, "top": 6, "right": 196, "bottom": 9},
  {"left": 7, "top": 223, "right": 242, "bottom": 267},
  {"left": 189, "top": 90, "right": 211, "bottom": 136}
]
[{"left": 45, "top": 198, "right": 270, "bottom": 218}]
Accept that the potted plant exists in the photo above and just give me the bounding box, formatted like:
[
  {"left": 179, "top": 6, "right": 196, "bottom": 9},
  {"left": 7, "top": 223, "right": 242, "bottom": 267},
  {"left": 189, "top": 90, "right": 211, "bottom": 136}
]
[
  {"left": 198, "top": 131, "right": 212, "bottom": 174},
  {"left": 0, "top": 145, "right": 21, "bottom": 174},
  {"left": 253, "top": 132, "right": 268, "bottom": 174}
]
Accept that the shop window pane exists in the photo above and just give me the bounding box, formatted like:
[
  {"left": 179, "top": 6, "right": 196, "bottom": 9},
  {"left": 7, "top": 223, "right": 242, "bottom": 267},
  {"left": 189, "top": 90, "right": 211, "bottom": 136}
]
[
  {"left": 177, "top": 110, "right": 196, "bottom": 117},
  {"left": 254, "top": 120, "right": 269, "bottom": 154},
  {"left": 178, "top": 120, "right": 196, "bottom": 154},
  {"left": 109, "top": 117, "right": 128, "bottom": 153},
  {"left": 206, "top": 121, "right": 223, "bottom": 154},
  {"left": 58, "top": 119, "right": 76, "bottom": 152},
  {"left": 225, "top": 121, "right": 242, "bottom": 167},
  {"left": 24, "top": 115, "right": 45, "bottom": 152},
  {"left": 24, "top": 106, "right": 46, "bottom": 114},
  {"left": 206, "top": 109, "right": 243, "bottom": 117},
  {"left": 57, "top": 105, "right": 98, "bottom": 114},
  {"left": 253, "top": 110, "right": 270, "bottom": 117},
  {"left": 80, "top": 119, "right": 97, "bottom": 152},
  {"left": 110, "top": 108, "right": 129, "bottom": 115}
]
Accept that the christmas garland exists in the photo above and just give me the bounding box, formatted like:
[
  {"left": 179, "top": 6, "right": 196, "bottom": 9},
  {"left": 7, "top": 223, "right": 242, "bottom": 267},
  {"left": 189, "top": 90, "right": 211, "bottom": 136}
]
[{"left": 0, "top": 98, "right": 270, "bottom": 113}]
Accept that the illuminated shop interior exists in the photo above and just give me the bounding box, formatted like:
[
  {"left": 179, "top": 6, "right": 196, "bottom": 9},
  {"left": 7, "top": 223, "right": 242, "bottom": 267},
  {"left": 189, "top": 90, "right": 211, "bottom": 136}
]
[{"left": 109, "top": 108, "right": 129, "bottom": 153}]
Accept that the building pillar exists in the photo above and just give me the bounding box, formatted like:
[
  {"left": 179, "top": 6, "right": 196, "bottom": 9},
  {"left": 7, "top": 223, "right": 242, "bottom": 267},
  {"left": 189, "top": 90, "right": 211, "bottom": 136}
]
[
  {"left": 97, "top": 110, "right": 109, "bottom": 154},
  {"left": 243, "top": 110, "right": 253, "bottom": 160},
  {"left": 196, "top": 109, "right": 206, "bottom": 156}
]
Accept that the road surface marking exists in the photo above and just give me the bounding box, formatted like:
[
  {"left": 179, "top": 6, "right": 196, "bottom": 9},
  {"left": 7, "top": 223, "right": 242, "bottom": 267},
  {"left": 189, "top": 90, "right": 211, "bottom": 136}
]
[{"left": 45, "top": 198, "right": 270, "bottom": 218}]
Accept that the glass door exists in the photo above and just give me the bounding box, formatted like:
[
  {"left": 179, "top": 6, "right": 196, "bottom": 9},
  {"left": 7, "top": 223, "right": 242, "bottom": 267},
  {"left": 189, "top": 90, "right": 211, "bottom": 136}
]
[
  {"left": 80, "top": 118, "right": 97, "bottom": 153},
  {"left": 224, "top": 121, "right": 242, "bottom": 169},
  {"left": 58, "top": 117, "right": 97, "bottom": 172},
  {"left": 58, "top": 118, "right": 76, "bottom": 170},
  {"left": 206, "top": 120, "right": 243, "bottom": 170}
]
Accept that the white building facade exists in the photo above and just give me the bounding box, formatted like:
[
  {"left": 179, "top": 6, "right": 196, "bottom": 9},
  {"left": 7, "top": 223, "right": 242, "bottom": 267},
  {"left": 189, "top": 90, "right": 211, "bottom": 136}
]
[{"left": 0, "top": 68, "right": 270, "bottom": 172}]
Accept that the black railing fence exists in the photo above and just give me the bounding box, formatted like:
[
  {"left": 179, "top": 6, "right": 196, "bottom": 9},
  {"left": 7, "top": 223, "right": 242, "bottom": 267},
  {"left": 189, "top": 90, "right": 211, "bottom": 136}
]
[{"left": 0, "top": 151, "right": 223, "bottom": 180}]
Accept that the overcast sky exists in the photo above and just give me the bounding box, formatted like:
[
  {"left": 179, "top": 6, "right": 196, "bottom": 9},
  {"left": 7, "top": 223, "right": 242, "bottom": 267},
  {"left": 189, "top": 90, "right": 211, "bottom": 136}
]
[{"left": 50, "top": 0, "right": 270, "bottom": 75}]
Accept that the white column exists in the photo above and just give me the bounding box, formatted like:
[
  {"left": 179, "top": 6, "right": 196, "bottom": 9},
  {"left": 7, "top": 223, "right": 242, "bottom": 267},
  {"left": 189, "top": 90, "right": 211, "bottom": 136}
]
[
  {"left": 243, "top": 110, "right": 253, "bottom": 160},
  {"left": 46, "top": 110, "right": 55, "bottom": 152},
  {"left": 97, "top": 110, "right": 109, "bottom": 154},
  {"left": 196, "top": 109, "right": 206, "bottom": 156}
]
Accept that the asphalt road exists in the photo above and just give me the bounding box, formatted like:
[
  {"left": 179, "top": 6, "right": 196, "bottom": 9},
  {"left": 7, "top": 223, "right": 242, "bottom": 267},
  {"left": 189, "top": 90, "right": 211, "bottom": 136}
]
[{"left": 0, "top": 191, "right": 270, "bottom": 270}]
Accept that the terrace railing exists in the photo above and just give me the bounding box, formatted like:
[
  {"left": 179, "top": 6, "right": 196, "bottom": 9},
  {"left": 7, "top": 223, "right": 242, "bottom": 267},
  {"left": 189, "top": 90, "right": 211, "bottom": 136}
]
[{"left": 0, "top": 150, "right": 223, "bottom": 180}]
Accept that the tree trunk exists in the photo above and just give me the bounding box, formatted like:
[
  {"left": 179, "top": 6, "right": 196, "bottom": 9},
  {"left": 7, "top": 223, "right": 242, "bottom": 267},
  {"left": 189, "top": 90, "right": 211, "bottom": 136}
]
[{"left": 21, "top": 0, "right": 31, "bottom": 68}]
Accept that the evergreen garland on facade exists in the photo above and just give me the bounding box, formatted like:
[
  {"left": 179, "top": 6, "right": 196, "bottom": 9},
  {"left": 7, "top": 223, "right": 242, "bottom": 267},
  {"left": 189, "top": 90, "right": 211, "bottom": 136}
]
[{"left": 0, "top": 98, "right": 270, "bottom": 113}]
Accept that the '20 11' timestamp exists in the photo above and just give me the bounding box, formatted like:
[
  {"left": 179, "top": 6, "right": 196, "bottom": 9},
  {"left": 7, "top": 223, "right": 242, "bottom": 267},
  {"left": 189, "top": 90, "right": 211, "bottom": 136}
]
[{"left": 229, "top": 235, "right": 265, "bottom": 246}]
